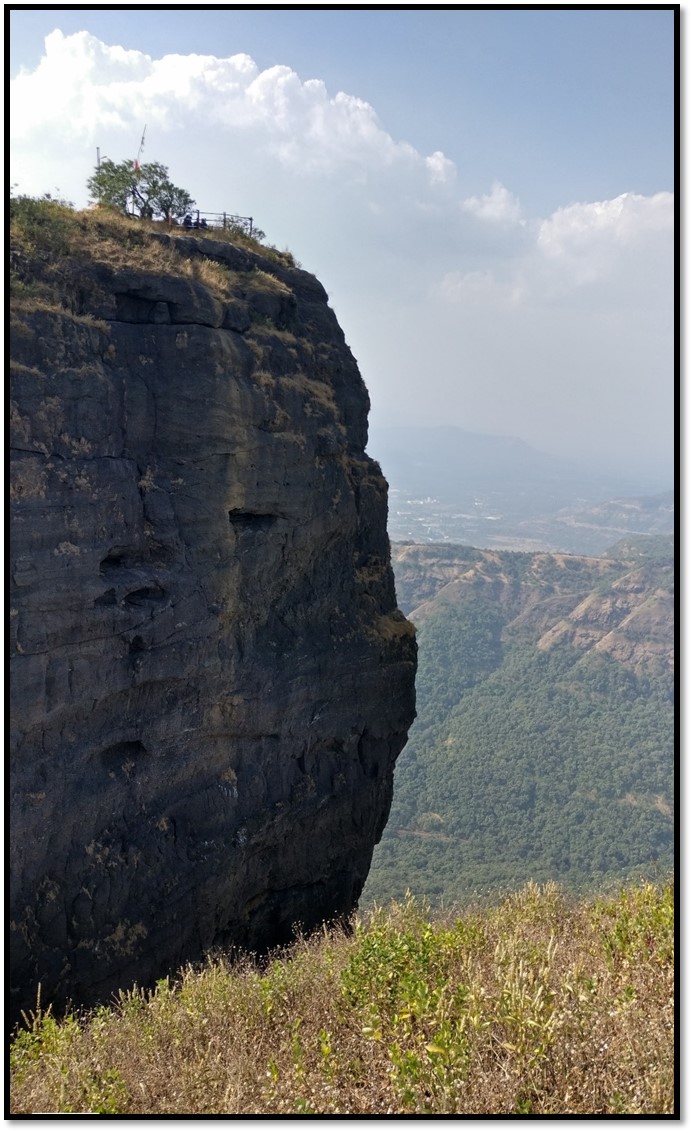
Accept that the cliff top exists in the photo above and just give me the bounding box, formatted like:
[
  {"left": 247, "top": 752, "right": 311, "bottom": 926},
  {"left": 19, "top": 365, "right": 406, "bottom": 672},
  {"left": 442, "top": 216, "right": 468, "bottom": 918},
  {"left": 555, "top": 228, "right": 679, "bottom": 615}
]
[{"left": 10, "top": 195, "right": 315, "bottom": 319}]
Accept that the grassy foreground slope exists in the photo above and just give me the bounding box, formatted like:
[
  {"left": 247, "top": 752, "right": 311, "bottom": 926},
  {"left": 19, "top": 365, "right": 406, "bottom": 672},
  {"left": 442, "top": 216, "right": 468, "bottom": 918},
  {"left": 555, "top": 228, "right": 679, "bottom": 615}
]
[{"left": 10, "top": 880, "right": 674, "bottom": 1115}]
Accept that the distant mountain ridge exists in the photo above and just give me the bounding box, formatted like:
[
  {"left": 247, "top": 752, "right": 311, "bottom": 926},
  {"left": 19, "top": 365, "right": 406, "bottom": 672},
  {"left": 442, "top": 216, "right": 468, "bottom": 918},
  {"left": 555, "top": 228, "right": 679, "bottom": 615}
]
[
  {"left": 367, "top": 427, "right": 674, "bottom": 555},
  {"left": 552, "top": 491, "right": 674, "bottom": 545},
  {"left": 368, "top": 425, "right": 668, "bottom": 498},
  {"left": 393, "top": 543, "right": 674, "bottom": 676}
]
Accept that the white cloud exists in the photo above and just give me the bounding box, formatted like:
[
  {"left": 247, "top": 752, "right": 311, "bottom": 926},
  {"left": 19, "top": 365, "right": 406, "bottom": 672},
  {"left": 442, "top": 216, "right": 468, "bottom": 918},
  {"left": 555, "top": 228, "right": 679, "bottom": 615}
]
[
  {"left": 10, "top": 31, "right": 449, "bottom": 186},
  {"left": 11, "top": 30, "right": 153, "bottom": 137},
  {"left": 439, "top": 190, "right": 674, "bottom": 310},
  {"left": 462, "top": 180, "right": 523, "bottom": 223},
  {"left": 538, "top": 191, "right": 673, "bottom": 256},
  {"left": 9, "top": 31, "right": 673, "bottom": 480},
  {"left": 536, "top": 191, "right": 674, "bottom": 289},
  {"left": 425, "top": 151, "right": 456, "bottom": 185}
]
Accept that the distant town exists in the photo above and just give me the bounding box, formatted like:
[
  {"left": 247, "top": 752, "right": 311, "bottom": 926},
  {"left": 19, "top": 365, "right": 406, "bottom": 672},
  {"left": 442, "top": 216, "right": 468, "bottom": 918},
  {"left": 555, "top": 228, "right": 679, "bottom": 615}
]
[
  {"left": 387, "top": 486, "right": 674, "bottom": 557},
  {"left": 388, "top": 489, "right": 515, "bottom": 548}
]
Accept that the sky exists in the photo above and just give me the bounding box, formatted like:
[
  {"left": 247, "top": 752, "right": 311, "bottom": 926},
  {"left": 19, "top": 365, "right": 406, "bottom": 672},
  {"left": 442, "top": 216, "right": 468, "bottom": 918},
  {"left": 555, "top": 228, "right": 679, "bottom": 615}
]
[{"left": 9, "top": 6, "right": 676, "bottom": 486}]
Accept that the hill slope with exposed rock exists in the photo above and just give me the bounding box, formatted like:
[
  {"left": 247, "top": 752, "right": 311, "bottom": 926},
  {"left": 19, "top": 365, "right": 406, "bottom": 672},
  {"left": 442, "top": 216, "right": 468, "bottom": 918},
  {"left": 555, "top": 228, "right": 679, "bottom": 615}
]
[
  {"left": 393, "top": 543, "right": 674, "bottom": 675},
  {"left": 363, "top": 541, "right": 673, "bottom": 906}
]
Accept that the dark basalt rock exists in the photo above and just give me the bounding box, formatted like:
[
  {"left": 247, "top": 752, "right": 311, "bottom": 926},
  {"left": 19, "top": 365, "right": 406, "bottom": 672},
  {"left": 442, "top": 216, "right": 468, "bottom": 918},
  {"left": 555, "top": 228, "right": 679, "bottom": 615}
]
[{"left": 9, "top": 230, "right": 416, "bottom": 1021}]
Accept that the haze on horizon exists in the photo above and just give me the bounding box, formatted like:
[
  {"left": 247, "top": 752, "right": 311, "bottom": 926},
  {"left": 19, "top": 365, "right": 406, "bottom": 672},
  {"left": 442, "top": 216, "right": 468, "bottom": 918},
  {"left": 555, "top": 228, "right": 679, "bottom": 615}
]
[{"left": 9, "top": 8, "right": 675, "bottom": 487}]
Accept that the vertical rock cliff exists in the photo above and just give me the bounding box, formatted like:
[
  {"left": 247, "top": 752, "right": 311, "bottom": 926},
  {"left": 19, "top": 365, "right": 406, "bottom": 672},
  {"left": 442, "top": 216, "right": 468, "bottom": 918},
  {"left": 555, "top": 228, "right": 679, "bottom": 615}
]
[{"left": 10, "top": 207, "right": 416, "bottom": 1019}]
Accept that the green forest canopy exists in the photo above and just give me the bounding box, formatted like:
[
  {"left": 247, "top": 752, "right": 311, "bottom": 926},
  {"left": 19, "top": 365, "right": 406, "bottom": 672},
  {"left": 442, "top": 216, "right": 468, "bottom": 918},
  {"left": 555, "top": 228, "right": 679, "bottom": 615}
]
[{"left": 363, "top": 543, "right": 674, "bottom": 907}]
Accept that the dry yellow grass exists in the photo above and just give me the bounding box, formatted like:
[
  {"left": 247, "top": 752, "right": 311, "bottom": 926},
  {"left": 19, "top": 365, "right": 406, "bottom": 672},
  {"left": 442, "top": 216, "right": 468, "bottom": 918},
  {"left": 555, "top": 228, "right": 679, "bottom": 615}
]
[
  {"left": 9, "top": 880, "right": 675, "bottom": 1116},
  {"left": 9, "top": 199, "right": 269, "bottom": 304},
  {"left": 248, "top": 267, "right": 292, "bottom": 295}
]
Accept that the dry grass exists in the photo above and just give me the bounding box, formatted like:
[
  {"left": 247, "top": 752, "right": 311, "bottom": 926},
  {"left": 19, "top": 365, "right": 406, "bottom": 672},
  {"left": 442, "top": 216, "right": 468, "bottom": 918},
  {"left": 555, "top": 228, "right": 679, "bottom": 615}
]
[
  {"left": 9, "top": 880, "right": 675, "bottom": 1116},
  {"left": 10, "top": 297, "right": 111, "bottom": 332},
  {"left": 9, "top": 360, "right": 43, "bottom": 378},
  {"left": 282, "top": 373, "right": 338, "bottom": 415},
  {"left": 78, "top": 225, "right": 243, "bottom": 301},
  {"left": 371, "top": 611, "right": 418, "bottom": 643},
  {"left": 248, "top": 267, "right": 292, "bottom": 295},
  {"left": 9, "top": 199, "right": 264, "bottom": 304}
]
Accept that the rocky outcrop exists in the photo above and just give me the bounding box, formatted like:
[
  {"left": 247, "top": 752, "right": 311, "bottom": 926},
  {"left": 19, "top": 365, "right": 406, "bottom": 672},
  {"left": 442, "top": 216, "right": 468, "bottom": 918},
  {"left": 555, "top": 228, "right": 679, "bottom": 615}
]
[
  {"left": 536, "top": 562, "right": 674, "bottom": 671},
  {"left": 391, "top": 543, "right": 673, "bottom": 674},
  {"left": 10, "top": 217, "right": 416, "bottom": 1020}
]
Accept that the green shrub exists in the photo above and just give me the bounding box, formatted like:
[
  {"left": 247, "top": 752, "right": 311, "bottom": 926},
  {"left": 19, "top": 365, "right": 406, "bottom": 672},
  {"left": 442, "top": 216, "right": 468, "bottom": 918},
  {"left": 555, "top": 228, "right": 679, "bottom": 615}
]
[{"left": 9, "top": 880, "right": 675, "bottom": 1116}]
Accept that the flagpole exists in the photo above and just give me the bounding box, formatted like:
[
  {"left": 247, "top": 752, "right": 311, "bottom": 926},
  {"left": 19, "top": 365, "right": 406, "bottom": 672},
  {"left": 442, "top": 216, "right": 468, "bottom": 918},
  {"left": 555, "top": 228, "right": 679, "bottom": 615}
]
[
  {"left": 136, "top": 125, "right": 147, "bottom": 167},
  {"left": 133, "top": 125, "right": 146, "bottom": 217}
]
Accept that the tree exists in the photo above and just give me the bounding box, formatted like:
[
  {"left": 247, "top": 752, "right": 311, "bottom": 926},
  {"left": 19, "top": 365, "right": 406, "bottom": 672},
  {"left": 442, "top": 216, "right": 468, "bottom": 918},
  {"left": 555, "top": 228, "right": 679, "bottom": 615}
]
[{"left": 86, "top": 159, "right": 195, "bottom": 221}]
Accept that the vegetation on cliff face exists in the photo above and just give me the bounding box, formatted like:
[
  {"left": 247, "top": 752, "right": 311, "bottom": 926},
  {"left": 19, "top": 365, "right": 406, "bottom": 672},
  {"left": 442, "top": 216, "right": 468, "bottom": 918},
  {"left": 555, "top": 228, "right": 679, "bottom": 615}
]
[
  {"left": 9, "top": 879, "right": 674, "bottom": 1116},
  {"left": 364, "top": 543, "right": 674, "bottom": 907}
]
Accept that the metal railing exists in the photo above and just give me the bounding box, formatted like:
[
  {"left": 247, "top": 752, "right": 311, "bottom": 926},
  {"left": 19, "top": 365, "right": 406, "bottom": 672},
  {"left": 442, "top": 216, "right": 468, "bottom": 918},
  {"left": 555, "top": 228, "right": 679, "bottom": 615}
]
[{"left": 176, "top": 210, "right": 254, "bottom": 236}]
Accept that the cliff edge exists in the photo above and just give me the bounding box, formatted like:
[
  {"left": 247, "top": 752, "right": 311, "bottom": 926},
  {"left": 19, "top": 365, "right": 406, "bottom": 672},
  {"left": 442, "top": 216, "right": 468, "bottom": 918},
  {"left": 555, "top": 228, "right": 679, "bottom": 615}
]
[{"left": 10, "top": 203, "right": 416, "bottom": 1019}]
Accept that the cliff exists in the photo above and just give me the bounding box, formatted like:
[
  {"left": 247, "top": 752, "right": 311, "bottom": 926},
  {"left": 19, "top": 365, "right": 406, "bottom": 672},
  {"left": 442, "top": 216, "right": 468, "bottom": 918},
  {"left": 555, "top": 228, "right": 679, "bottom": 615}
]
[
  {"left": 390, "top": 543, "right": 673, "bottom": 675},
  {"left": 9, "top": 202, "right": 416, "bottom": 1020}
]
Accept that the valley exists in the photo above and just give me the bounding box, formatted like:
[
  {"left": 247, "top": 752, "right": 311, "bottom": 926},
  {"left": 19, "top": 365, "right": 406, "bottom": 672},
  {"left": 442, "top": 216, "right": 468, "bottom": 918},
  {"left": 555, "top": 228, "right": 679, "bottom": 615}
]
[
  {"left": 369, "top": 426, "right": 674, "bottom": 555},
  {"left": 363, "top": 537, "right": 674, "bottom": 907}
]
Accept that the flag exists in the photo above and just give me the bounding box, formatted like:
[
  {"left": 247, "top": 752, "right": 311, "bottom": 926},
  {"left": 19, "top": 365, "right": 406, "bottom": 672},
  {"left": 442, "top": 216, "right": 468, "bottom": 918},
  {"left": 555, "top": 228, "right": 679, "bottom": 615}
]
[{"left": 134, "top": 160, "right": 141, "bottom": 179}]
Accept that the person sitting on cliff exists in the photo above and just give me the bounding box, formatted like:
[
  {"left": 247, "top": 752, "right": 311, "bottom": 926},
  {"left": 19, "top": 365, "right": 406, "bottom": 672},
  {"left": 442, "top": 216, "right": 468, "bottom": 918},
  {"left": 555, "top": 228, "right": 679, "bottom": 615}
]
[{"left": 182, "top": 214, "right": 193, "bottom": 228}]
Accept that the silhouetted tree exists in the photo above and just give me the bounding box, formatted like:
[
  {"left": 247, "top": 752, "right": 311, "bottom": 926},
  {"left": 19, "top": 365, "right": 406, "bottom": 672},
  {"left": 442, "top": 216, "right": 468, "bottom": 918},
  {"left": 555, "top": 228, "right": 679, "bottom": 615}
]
[{"left": 87, "top": 158, "right": 194, "bottom": 221}]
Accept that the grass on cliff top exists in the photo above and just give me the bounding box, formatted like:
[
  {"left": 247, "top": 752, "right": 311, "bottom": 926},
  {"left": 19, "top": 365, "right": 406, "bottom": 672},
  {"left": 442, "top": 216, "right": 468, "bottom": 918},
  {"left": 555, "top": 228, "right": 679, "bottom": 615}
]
[
  {"left": 10, "top": 879, "right": 675, "bottom": 1116},
  {"left": 9, "top": 194, "right": 296, "bottom": 304}
]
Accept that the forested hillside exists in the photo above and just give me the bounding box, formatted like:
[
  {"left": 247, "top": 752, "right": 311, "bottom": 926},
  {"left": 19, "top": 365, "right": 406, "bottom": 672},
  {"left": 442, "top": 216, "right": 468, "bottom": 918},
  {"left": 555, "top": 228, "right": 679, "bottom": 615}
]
[{"left": 363, "top": 540, "right": 674, "bottom": 907}]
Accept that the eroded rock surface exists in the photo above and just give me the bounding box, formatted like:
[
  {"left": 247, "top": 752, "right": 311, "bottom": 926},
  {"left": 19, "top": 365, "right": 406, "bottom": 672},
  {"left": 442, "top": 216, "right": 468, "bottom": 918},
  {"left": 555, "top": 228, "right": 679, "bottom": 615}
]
[
  {"left": 390, "top": 543, "right": 673, "bottom": 674},
  {"left": 10, "top": 223, "right": 416, "bottom": 1019}
]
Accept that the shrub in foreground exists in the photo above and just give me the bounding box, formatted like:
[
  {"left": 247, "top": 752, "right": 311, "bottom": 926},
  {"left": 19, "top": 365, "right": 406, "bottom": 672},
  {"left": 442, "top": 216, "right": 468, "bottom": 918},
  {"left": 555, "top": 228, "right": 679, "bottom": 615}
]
[{"left": 9, "top": 880, "right": 675, "bottom": 1115}]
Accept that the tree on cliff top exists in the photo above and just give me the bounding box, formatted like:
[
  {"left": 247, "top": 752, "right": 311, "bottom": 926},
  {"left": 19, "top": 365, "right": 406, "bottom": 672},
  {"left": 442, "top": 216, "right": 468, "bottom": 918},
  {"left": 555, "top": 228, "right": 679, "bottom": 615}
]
[{"left": 87, "top": 158, "right": 194, "bottom": 222}]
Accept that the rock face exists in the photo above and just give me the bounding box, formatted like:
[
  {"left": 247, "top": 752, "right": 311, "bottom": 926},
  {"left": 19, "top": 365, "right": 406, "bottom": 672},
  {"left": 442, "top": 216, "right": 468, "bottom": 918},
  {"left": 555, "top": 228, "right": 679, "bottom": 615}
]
[
  {"left": 10, "top": 216, "right": 416, "bottom": 1020},
  {"left": 535, "top": 561, "right": 674, "bottom": 671},
  {"left": 390, "top": 543, "right": 673, "bottom": 675}
]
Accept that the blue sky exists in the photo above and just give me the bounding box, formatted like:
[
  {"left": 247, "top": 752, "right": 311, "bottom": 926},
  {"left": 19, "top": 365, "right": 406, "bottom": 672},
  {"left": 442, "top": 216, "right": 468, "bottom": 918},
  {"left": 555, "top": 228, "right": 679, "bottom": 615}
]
[{"left": 9, "top": 6, "right": 676, "bottom": 484}]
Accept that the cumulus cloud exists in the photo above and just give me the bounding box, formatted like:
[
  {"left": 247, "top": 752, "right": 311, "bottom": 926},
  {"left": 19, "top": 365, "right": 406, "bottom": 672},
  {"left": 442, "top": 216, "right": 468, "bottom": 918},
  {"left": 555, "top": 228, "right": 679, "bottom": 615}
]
[
  {"left": 462, "top": 180, "right": 523, "bottom": 223},
  {"left": 10, "top": 30, "right": 451, "bottom": 187},
  {"left": 535, "top": 191, "right": 674, "bottom": 292},
  {"left": 9, "top": 31, "right": 673, "bottom": 479},
  {"left": 429, "top": 185, "right": 673, "bottom": 476},
  {"left": 11, "top": 31, "right": 154, "bottom": 136},
  {"left": 425, "top": 151, "right": 456, "bottom": 185},
  {"left": 441, "top": 190, "right": 674, "bottom": 309},
  {"left": 537, "top": 191, "right": 673, "bottom": 256}
]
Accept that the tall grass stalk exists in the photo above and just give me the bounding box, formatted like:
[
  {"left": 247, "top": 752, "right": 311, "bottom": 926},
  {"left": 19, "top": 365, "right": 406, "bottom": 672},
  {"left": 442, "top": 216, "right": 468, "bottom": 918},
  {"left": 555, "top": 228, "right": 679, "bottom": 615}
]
[{"left": 10, "top": 879, "right": 675, "bottom": 1115}]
